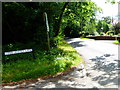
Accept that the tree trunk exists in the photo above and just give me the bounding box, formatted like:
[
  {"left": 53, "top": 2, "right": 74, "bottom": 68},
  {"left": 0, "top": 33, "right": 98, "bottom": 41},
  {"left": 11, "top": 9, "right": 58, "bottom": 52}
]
[{"left": 54, "top": 2, "right": 69, "bottom": 37}]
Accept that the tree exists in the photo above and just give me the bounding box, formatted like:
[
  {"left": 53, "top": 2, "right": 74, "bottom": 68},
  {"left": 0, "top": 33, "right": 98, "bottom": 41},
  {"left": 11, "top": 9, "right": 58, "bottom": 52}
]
[
  {"left": 102, "top": 16, "right": 111, "bottom": 24},
  {"left": 3, "top": 2, "right": 102, "bottom": 49},
  {"left": 62, "top": 2, "right": 101, "bottom": 36},
  {"left": 114, "top": 22, "right": 120, "bottom": 34},
  {"left": 96, "top": 18, "right": 111, "bottom": 35},
  {"left": 3, "top": 2, "right": 36, "bottom": 44},
  {"left": 3, "top": 2, "right": 64, "bottom": 47},
  {"left": 54, "top": 2, "right": 69, "bottom": 37},
  {"left": 84, "top": 18, "right": 98, "bottom": 35},
  {"left": 96, "top": 20, "right": 102, "bottom": 34},
  {"left": 103, "top": 22, "right": 110, "bottom": 33}
]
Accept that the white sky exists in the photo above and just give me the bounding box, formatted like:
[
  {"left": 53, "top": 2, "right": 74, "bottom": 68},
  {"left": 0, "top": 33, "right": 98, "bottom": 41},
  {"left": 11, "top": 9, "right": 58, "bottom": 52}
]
[{"left": 92, "top": 0, "right": 119, "bottom": 20}]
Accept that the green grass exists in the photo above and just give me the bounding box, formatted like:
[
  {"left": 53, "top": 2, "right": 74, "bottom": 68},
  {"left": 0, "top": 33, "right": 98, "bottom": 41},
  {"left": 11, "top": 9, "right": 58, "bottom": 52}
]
[
  {"left": 80, "top": 37, "right": 95, "bottom": 40},
  {"left": 2, "top": 39, "right": 83, "bottom": 83},
  {"left": 113, "top": 40, "right": 120, "bottom": 44}
]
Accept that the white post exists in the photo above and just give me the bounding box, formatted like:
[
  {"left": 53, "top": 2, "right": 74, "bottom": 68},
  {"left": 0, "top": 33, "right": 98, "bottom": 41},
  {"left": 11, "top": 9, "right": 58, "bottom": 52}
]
[{"left": 44, "top": 12, "right": 50, "bottom": 50}]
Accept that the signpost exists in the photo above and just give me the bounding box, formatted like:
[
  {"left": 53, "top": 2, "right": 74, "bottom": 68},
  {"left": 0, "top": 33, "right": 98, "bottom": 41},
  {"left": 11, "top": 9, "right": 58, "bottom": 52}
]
[
  {"left": 44, "top": 12, "right": 50, "bottom": 50},
  {"left": 3, "top": 48, "right": 35, "bottom": 64},
  {"left": 4, "top": 49, "right": 33, "bottom": 55}
]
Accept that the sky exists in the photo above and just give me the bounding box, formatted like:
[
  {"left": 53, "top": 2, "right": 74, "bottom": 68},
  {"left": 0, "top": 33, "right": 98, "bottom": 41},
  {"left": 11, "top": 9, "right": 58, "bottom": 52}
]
[{"left": 91, "top": 0, "right": 119, "bottom": 22}]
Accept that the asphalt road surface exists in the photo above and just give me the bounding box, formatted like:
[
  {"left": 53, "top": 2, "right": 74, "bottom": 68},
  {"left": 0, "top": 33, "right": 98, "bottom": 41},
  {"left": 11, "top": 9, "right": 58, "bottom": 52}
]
[{"left": 65, "top": 38, "right": 119, "bottom": 88}]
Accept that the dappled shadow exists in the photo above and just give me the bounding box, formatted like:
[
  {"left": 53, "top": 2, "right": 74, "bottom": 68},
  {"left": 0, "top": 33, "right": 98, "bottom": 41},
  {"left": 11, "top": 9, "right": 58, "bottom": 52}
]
[
  {"left": 92, "top": 73, "right": 118, "bottom": 86},
  {"left": 89, "top": 54, "right": 118, "bottom": 86},
  {"left": 31, "top": 67, "right": 80, "bottom": 88},
  {"left": 34, "top": 66, "right": 99, "bottom": 89},
  {"left": 64, "top": 38, "right": 86, "bottom": 48},
  {"left": 69, "top": 41, "right": 86, "bottom": 48}
]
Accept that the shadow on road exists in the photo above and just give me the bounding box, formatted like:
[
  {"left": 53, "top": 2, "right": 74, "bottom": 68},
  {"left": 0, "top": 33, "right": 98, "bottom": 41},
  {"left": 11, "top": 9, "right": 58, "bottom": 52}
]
[
  {"left": 89, "top": 54, "right": 118, "bottom": 86},
  {"left": 69, "top": 41, "right": 86, "bottom": 48},
  {"left": 35, "top": 67, "right": 85, "bottom": 88}
]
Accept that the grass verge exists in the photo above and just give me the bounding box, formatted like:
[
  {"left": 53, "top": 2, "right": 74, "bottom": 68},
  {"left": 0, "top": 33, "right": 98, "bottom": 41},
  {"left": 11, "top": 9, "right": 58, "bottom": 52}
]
[
  {"left": 2, "top": 39, "right": 83, "bottom": 84},
  {"left": 113, "top": 40, "right": 120, "bottom": 45}
]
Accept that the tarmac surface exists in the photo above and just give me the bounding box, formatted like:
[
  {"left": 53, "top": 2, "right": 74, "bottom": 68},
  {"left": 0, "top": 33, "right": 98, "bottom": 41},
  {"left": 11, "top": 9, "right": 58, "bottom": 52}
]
[{"left": 65, "top": 38, "right": 119, "bottom": 88}]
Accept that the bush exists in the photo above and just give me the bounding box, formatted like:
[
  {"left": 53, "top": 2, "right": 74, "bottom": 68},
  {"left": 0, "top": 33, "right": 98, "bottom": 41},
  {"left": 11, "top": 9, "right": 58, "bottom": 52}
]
[
  {"left": 70, "top": 29, "right": 80, "bottom": 38},
  {"left": 64, "top": 24, "right": 81, "bottom": 38},
  {"left": 118, "top": 33, "right": 120, "bottom": 36},
  {"left": 64, "top": 26, "right": 72, "bottom": 37},
  {"left": 106, "top": 30, "right": 115, "bottom": 36}
]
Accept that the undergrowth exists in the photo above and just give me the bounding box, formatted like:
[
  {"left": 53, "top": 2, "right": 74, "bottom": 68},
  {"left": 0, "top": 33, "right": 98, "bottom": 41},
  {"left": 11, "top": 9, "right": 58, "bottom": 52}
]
[{"left": 2, "top": 39, "right": 83, "bottom": 83}]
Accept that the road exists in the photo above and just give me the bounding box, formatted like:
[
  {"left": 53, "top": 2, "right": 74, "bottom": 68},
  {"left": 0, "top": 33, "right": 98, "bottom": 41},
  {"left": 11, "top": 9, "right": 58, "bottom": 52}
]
[
  {"left": 3, "top": 38, "right": 119, "bottom": 89},
  {"left": 65, "top": 38, "right": 119, "bottom": 88}
]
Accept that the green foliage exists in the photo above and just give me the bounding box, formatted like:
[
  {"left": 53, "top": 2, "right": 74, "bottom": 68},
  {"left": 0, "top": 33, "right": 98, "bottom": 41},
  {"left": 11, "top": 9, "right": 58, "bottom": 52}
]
[
  {"left": 83, "top": 19, "right": 98, "bottom": 35},
  {"left": 118, "top": 33, "right": 120, "bottom": 36},
  {"left": 103, "top": 22, "right": 109, "bottom": 33},
  {"left": 62, "top": 2, "right": 101, "bottom": 36},
  {"left": 3, "top": 42, "right": 36, "bottom": 51},
  {"left": 113, "top": 40, "right": 120, "bottom": 44},
  {"left": 64, "top": 24, "right": 80, "bottom": 37},
  {"left": 102, "top": 16, "right": 111, "bottom": 24},
  {"left": 96, "top": 20, "right": 102, "bottom": 34},
  {"left": 96, "top": 19, "right": 110, "bottom": 35},
  {"left": 3, "top": 2, "right": 103, "bottom": 48},
  {"left": 100, "top": 32, "right": 105, "bottom": 36},
  {"left": 3, "top": 2, "right": 36, "bottom": 44},
  {"left": 114, "top": 22, "right": 120, "bottom": 34},
  {"left": 105, "top": 0, "right": 117, "bottom": 4},
  {"left": 2, "top": 40, "right": 83, "bottom": 83},
  {"left": 3, "top": 2, "right": 64, "bottom": 49},
  {"left": 106, "top": 30, "right": 115, "bottom": 36}
]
